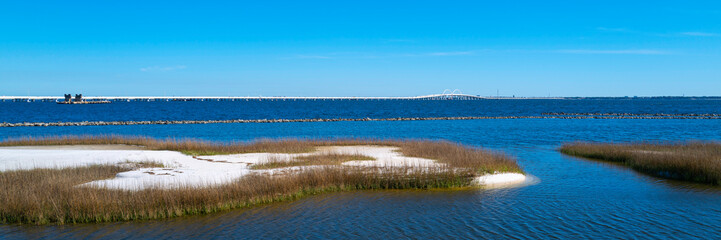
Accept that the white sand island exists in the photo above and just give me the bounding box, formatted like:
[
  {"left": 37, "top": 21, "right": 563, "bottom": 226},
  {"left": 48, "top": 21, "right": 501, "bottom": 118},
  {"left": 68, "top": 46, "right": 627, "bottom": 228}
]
[{"left": 0, "top": 145, "right": 527, "bottom": 190}]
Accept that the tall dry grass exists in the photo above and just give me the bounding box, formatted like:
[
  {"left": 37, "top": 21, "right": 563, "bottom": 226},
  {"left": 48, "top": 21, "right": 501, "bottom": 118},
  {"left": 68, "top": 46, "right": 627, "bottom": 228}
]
[
  {"left": 0, "top": 135, "right": 522, "bottom": 224},
  {"left": 395, "top": 140, "right": 522, "bottom": 174},
  {"left": 560, "top": 141, "right": 721, "bottom": 185},
  {"left": 1, "top": 165, "right": 473, "bottom": 224}
]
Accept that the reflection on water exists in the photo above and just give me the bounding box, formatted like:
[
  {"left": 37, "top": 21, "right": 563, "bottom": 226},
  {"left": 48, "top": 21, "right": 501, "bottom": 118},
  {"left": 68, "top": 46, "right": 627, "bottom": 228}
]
[{"left": 564, "top": 154, "right": 721, "bottom": 194}]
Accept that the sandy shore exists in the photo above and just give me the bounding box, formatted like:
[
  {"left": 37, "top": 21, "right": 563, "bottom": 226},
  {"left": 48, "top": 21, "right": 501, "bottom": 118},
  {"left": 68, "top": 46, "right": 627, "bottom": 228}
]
[
  {"left": 472, "top": 173, "right": 530, "bottom": 188},
  {"left": 0, "top": 145, "right": 526, "bottom": 190}
]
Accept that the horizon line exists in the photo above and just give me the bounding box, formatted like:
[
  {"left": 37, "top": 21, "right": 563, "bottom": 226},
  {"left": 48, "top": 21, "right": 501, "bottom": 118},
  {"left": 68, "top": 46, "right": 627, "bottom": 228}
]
[{"left": 1, "top": 94, "right": 720, "bottom": 100}]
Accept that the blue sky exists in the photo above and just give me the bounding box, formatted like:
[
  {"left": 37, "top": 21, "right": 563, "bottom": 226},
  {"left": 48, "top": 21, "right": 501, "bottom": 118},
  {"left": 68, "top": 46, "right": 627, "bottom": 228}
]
[{"left": 1, "top": 1, "right": 720, "bottom": 97}]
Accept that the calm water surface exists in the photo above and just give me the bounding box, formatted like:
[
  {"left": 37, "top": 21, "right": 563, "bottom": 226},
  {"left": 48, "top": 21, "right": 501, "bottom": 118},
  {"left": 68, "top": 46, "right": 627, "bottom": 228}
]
[
  {"left": 3, "top": 99, "right": 721, "bottom": 123},
  {"left": 1, "top": 100, "right": 720, "bottom": 239}
]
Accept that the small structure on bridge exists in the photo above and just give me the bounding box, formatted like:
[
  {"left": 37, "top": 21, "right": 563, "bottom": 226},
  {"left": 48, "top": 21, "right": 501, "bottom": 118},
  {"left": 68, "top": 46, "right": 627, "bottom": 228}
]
[{"left": 57, "top": 94, "right": 110, "bottom": 104}]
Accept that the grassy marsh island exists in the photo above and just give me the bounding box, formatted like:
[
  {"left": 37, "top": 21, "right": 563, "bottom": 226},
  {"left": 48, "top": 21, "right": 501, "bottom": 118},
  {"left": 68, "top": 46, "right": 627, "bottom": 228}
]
[
  {"left": 0, "top": 136, "right": 524, "bottom": 224},
  {"left": 560, "top": 142, "right": 721, "bottom": 185}
]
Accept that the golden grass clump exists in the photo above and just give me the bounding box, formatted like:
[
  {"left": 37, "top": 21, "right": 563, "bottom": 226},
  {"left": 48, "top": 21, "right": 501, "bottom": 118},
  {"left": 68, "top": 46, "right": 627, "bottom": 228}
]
[
  {"left": 560, "top": 141, "right": 721, "bottom": 185},
  {"left": 395, "top": 140, "right": 522, "bottom": 174},
  {"left": 0, "top": 135, "right": 523, "bottom": 224}
]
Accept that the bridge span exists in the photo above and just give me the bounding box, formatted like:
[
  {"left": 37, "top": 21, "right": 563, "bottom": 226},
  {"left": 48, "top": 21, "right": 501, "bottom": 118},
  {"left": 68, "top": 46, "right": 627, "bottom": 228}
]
[{"left": 0, "top": 92, "right": 563, "bottom": 102}]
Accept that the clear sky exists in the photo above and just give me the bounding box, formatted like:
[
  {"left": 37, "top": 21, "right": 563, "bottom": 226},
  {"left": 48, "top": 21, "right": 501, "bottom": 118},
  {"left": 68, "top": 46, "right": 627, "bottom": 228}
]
[{"left": 1, "top": 1, "right": 720, "bottom": 97}]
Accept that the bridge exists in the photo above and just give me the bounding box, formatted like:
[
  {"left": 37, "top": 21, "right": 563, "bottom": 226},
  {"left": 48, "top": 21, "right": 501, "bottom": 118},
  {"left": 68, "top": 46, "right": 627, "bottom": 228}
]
[{"left": 0, "top": 90, "right": 562, "bottom": 102}]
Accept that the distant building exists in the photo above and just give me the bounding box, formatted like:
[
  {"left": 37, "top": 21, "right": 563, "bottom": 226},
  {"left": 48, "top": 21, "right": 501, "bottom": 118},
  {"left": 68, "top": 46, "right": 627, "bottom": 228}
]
[{"left": 58, "top": 93, "right": 110, "bottom": 104}]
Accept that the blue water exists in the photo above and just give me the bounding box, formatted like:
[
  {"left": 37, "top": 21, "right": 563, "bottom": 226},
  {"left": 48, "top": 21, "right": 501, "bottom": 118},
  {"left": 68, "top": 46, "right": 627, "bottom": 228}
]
[
  {"left": 1, "top": 99, "right": 721, "bottom": 239},
  {"left": 2, "top": 99, "right": 721, "bottom": 123}
]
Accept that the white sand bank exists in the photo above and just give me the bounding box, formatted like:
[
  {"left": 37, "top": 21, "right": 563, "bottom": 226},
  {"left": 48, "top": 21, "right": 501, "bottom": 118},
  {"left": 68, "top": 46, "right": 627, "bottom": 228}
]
[
  {"left": 201, "top": 146, "right": 440, "bottom": 168},
  {"left": 0, "top": 145, "right": 526, "bottom": 190},
  {"left": 472, "top": 173, "right": 528, "bottom": 189},
  {"left": 0, "top": 149, "right": 184, "bottom": 171}
]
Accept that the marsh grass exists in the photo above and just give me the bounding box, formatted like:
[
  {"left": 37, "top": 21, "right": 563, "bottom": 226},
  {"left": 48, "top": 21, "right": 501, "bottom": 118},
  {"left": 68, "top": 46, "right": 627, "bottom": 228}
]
[
  {"left": 0, "top": 135, "right": 522, "bottom": 224},
  {"left": 1, "top": 165, "right": 474, "bottom": 224},
  {"left": 560, "top": 141, "right": 721, "bottom": 185},
  {"left": 394, "top": 140, "right": 521, "bottom": 174},
  {"left": 250, "top": 153, "right": 375, "bottom": 169}
]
